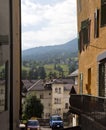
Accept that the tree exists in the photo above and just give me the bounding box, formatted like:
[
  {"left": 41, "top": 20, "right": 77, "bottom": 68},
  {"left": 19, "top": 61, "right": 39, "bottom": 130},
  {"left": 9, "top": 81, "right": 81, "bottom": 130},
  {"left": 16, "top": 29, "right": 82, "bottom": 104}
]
[
  {"left": 23, "top": 95, "right": 44, "bottom": 120},
  {"left": 38, "top": 66, "right": 46, "bottom": 79},
  {"left": 68, "top": 62, "right": 76, "bottom": 74},
  {"left": 22, "top": 69, "right": 28, "bottom": 79},
  {"left": 29, "top": 69, "right": 34, "bottom": 79},
  {"left": 28, "top": 68, "right": 38, "bottom": 79}
]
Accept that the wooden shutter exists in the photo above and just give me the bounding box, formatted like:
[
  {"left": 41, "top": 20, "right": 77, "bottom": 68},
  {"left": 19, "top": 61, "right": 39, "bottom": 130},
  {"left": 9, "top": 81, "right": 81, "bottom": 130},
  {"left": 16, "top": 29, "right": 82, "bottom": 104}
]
[
  {"left": 101, "top": 0, "right": 106, "bottom": 26},
  {"left": 81, "top": 19, "right": 91, "bottom": 45},
  {"left": 94, "top": 9, "right": 99, "bottom": 38}
]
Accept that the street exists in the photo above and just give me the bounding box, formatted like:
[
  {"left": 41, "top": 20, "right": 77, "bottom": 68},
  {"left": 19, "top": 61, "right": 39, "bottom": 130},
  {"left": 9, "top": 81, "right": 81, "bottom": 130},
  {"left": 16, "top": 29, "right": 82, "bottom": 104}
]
[{"left": 41, "top": 126, "right": 51, "bottom": 130}]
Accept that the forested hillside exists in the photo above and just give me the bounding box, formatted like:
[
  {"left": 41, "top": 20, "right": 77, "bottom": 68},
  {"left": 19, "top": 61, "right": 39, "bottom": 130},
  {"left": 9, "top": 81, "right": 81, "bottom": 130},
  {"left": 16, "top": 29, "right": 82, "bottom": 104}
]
[
  {"left": 22, "top": 38, "right": 78, "bottom": 63},
  {"left": 22, "top": 38, "right": 78, "bottom": 79}
]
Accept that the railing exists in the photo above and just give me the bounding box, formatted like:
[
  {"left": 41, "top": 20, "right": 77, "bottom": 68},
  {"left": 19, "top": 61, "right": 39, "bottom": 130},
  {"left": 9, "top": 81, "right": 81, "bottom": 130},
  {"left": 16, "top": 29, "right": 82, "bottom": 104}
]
[{"left": 69, "top": 94, "right": 106, "bottom": 127}]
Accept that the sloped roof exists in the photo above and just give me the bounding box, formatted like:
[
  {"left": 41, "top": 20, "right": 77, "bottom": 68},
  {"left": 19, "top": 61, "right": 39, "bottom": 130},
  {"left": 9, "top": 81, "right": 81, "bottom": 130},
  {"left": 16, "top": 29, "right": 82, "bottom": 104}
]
[
  {"left": 69, "top": 69, "right": 78, "bottom": 77},
  {"left": 64, "top": 84, "right": 78, "bottom": 94},
  {"left": 22, "top": 80, "right": 52, "bottom": 91},
  {"left": 29, "top": 80, "right": 50, "bottom": 91},
  {"left": 22, "top": 78, "right": 77, "bottom": 92},
  {"left": 52, "top": 78, "right": 74, "bottom": 84},
  {"left": 22, "top": 80, "right": 37, "bottom": 90}
]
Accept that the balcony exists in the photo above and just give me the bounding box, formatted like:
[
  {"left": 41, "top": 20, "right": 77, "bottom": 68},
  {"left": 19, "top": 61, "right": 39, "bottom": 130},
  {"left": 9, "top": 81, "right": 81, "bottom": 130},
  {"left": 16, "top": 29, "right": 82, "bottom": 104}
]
[{"left": 69, "top": 94, "right": 106, "bottom": 130}]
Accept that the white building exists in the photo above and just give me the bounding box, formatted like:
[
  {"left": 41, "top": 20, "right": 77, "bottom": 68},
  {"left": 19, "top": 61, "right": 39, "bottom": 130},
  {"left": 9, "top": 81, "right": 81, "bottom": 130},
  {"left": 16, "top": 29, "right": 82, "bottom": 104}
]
[{"left": 23, "top": 79, "right": 77, "bottom": 119}]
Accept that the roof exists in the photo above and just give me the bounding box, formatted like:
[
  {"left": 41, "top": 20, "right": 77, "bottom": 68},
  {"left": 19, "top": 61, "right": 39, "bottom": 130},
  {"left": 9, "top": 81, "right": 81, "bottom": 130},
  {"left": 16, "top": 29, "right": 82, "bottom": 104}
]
[
  {"left": 64, "top": 84, "right": 78, "bottom": 94},
  {"left": 69, "top": 69, "right": 78, "bottom": 77},
  {"left": 22, "top": 78, "right": 76, "bottom": 92},
  {"left": 22, "top": 79, "right": 51, "bottom": 91},
  {"left": 52, "top": 78, "right": 74, "bottom": 84},
  {"left": 22, "top": 80, "right": 37, "bottom": 90}
]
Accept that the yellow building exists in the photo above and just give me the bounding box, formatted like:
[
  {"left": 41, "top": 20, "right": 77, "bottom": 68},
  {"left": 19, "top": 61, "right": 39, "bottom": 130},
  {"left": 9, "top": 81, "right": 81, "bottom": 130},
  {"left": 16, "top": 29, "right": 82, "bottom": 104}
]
[
  {"left": 0, "top": 0, "right": 21, "bottom": 130},
  {"left": 69, "top": 1, "right": 106, "bottom": 130},
  {"left": 77, "top": 0, "right": 106, "bottom": 97}
]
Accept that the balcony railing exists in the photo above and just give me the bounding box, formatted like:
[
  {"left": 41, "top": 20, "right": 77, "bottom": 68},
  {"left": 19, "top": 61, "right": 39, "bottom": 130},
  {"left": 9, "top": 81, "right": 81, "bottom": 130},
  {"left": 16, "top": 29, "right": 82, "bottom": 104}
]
[{"left": 69, "top": 94, "right": 106, "bottom": 127}]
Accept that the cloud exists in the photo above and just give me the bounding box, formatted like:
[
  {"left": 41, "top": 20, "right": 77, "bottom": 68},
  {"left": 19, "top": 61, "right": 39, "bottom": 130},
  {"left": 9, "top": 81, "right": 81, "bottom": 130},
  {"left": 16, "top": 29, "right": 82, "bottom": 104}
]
[{"left": 21, "top": 0, "right": 77, "bottom": 50}]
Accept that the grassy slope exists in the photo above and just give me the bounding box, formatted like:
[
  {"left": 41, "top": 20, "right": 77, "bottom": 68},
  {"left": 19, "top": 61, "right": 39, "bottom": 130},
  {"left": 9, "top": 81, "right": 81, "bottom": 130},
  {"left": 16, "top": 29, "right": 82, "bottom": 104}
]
[{"left": 22, "top": 64, "right": 69, "bottom": 78}]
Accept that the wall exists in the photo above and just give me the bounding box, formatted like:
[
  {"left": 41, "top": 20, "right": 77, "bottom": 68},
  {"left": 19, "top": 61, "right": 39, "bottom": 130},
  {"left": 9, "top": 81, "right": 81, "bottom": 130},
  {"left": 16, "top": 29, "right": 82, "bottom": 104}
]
[{"left": 77, "top": 0, "right": 106, "bottom": 96}]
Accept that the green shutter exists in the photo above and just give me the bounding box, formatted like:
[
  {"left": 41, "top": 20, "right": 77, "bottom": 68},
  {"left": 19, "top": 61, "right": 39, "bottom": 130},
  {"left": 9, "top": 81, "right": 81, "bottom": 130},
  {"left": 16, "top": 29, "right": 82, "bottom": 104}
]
[{"left": 101, "top": 0, "right": 106, "bottom": 26}]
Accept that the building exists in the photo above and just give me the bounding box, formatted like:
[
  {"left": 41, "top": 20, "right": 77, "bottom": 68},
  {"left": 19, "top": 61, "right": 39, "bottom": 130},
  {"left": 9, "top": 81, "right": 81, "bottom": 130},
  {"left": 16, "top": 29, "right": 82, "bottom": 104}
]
[
  {"left": 69, "top": 0, "right": 106, "bottom": 130},
  {"left": 0, "top": 0, "right": 21, "bottom": 130},
  {"left": 77, "top": 0, "right": 106, "bottom": 96},
  {"left": 69, "top": 69, "right": 78, "bottom": 86},
  {"left": 23, "top": 79, "right": 77, "bottom": 119}
]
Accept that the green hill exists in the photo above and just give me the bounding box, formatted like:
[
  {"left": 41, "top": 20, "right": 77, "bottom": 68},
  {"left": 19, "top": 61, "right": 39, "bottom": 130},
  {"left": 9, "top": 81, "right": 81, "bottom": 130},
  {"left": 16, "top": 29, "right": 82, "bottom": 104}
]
[{"left": 22, "top": 38, "right": 78, "bottom": 63}]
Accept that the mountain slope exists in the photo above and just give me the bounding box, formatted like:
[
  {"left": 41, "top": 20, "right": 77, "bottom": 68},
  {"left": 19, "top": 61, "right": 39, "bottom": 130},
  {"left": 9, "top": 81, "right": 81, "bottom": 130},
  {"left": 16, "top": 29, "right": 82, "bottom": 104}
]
[{"left": 22, "top": 38, "right": 78, "bottom": 62}]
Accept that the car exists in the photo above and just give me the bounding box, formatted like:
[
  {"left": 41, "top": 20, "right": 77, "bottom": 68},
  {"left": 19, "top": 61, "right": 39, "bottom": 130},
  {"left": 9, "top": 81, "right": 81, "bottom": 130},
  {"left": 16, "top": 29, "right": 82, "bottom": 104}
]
[
  {"left": 27, "top": 119, "right": 40, "bottom": 130},
  {"left": 49, "top": 115, "right": 64, "bottom": 129}
]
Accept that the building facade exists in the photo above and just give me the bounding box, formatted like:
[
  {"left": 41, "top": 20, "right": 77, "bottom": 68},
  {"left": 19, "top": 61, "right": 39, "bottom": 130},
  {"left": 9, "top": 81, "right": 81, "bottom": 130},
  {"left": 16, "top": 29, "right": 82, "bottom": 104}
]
[
  {"left": 69, "top": 0, "right": 106, "bottom": 130},
  {"left": 0, "top": 0, "right": 21, "bottom": 130},
  {"left": 25, "top": 79, "right": 75, "bottom": 119},
  {"left": 78, "top": 0, "right": 106, "bottom": 96}
]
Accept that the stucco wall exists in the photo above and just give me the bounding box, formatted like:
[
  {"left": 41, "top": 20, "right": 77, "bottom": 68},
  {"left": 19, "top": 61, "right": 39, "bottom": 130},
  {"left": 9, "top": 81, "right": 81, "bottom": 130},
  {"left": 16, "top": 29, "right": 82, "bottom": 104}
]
[{"left": 77, "top": 0, "right": 106, "bottom": 96}]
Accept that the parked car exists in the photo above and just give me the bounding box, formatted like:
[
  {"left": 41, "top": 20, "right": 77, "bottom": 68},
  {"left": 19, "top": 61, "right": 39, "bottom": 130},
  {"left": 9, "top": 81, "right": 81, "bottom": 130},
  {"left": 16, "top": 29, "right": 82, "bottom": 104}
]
[
  {"left": 49, "top": 115, "right": 64, "bottom": 129},
  {"left": 27, "top": 119, "right": 40, "bottom": 130}
]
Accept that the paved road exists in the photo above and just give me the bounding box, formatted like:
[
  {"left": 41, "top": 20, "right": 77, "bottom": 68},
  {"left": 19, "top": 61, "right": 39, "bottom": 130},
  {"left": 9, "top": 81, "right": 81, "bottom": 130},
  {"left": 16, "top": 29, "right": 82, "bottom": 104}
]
[{"left": 41, "top": 126, "right": 51, "bottom": 130}]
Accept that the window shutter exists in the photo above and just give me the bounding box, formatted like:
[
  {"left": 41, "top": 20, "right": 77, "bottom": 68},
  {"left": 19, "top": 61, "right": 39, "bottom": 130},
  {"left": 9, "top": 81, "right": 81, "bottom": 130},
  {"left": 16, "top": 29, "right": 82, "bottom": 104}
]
[
  {"left": 78, "top": 31, "right": 84, "bottom": 53},
  {"left": 101, "top": 0, "right": 106, "bottom": 26},
  {"left": 94, "top": 9, "right": 99, "bottom": 38},
  {"left": 81, "top": 19, "right": 91, "bottom": 45},
  {"left": 78, "top": 32, "right": 81, "bottom": 53}
]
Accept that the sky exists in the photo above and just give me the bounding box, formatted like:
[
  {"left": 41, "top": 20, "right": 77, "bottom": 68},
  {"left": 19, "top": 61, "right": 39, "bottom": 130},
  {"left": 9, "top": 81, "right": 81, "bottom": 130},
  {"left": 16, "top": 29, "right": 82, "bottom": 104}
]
[{"left": 21, "top": 0, "right": 77, "bottom": 50}]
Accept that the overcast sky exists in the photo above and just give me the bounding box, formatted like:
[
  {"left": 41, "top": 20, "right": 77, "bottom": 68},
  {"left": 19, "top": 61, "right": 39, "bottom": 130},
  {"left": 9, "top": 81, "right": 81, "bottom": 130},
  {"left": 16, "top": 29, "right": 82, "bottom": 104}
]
[{"left": 21, "top": 0, "right": 77, "bottom": 50}]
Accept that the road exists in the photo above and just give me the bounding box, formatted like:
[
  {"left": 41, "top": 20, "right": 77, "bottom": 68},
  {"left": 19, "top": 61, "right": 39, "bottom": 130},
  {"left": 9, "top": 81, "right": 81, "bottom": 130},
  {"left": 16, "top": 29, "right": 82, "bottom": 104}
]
[{"left": 41, "top": 126, "right": 51, "bottom": 130}]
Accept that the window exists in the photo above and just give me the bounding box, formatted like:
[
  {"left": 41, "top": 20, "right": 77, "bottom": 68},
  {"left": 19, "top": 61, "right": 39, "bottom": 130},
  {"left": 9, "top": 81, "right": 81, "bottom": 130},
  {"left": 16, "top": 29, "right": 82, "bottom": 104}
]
[
  {"left": 81, "top": 19, "right": 91, "bottom": 44},
  {"left": 59, "top": 88, "right": 61, "bottom": 94},
  {"left": 79, "top": 73, "right": 83, "bottom": 94},
  {"left": 55, "top": 88, "right": 58, "bottom": 93},
  {"left": 94, "top": 9, "right": 99, "bottom": 38},
  {"left": 101, "top": 0, "right": 106, "bottom": 26},
  {"left": 78, "top": 31, "right": 83, "bottom": 53},
  {"left": 54, "top": 98, "right": 57, "bottom": 104},
  {"left": 99, "top": 60, "right": 106, "bottom": 97},
  {"left": 54, "top": 98, "right": 61, "bottom": 104},
  {"left": 40, "top": 93, "right": 44, "bottom": 99},
  {"left": 65, "top": 103, "right": 68, "bottom": 109},
  {"left": 79, "top": 19, "right": 91, "bottom": 53}
]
